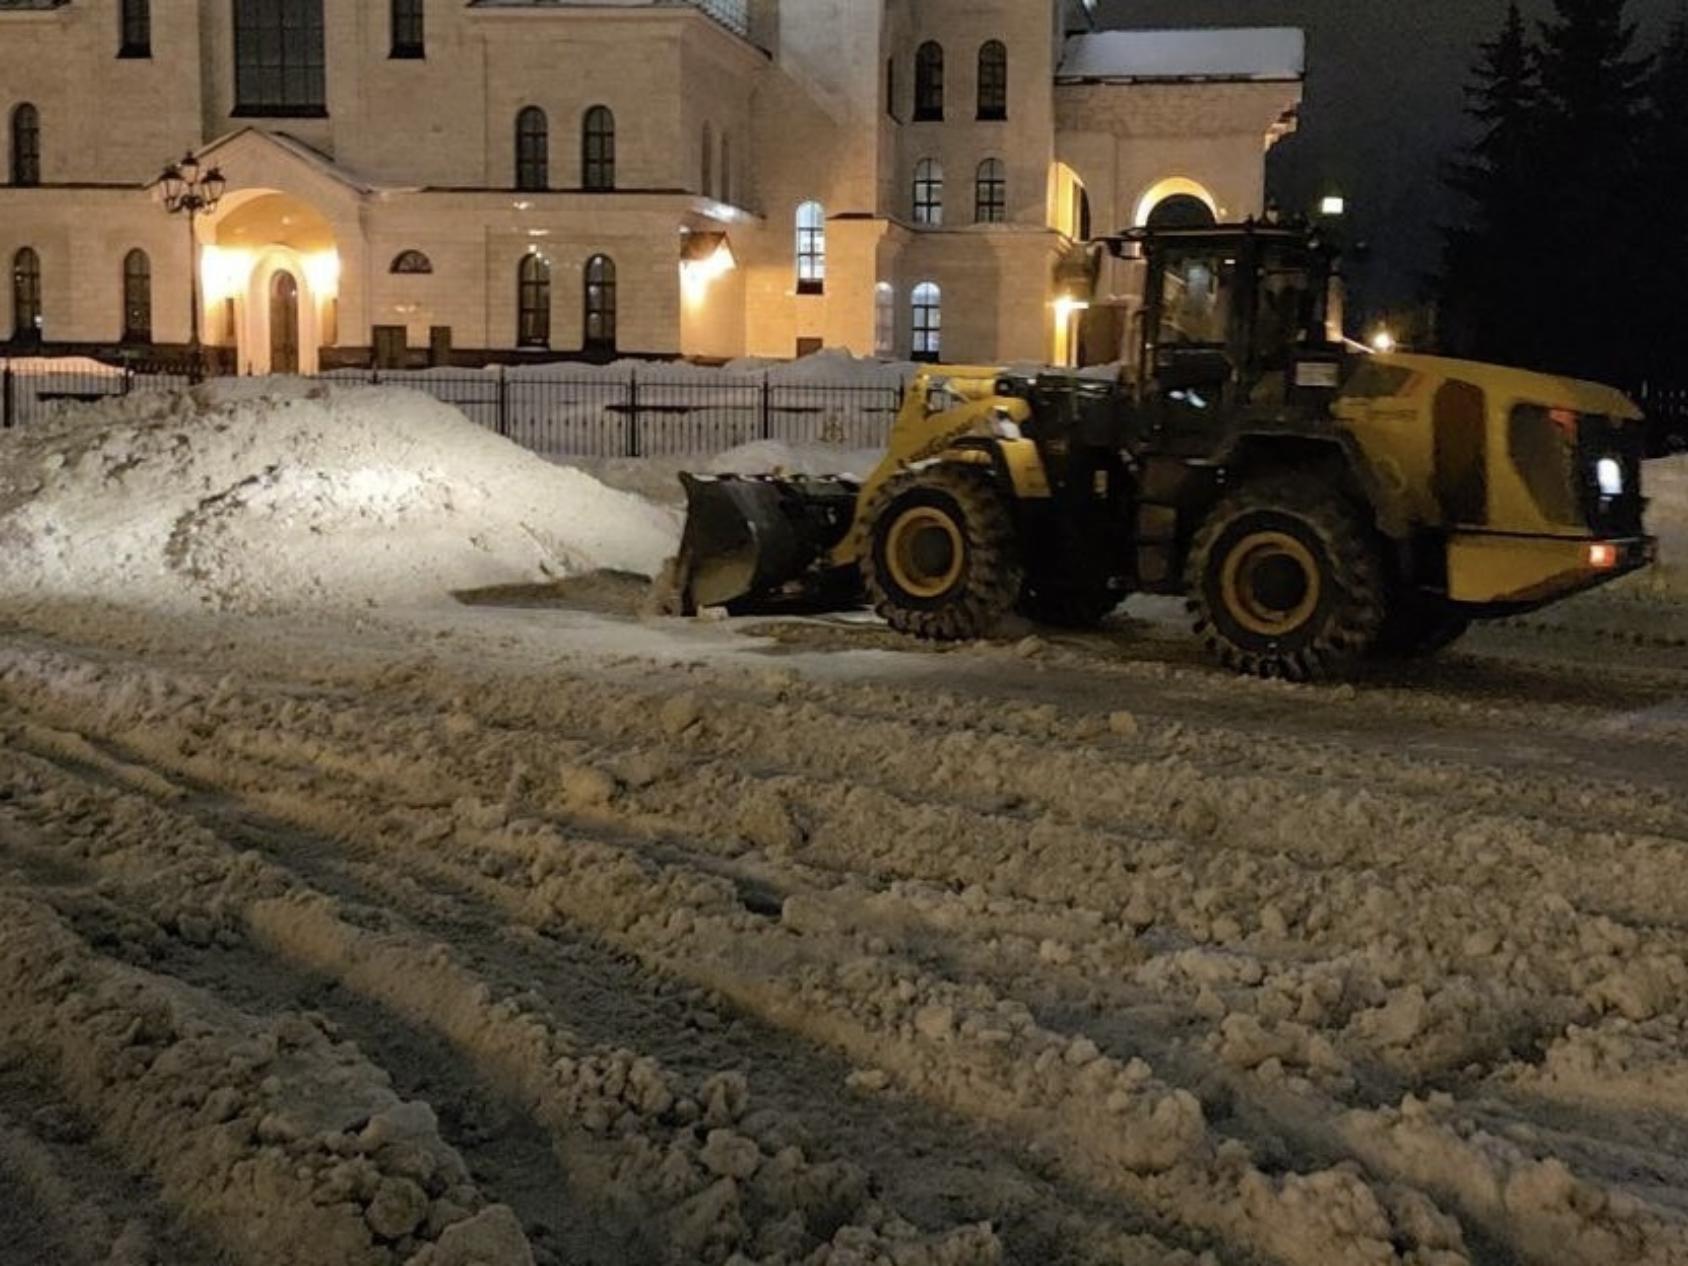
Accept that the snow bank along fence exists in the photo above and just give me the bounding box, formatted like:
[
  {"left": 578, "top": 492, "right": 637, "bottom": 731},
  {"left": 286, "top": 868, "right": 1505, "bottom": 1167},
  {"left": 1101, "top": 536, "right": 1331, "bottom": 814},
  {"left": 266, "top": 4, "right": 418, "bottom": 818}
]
[{"left": 0, "top": 357, "right": 906, "bottom": 459}]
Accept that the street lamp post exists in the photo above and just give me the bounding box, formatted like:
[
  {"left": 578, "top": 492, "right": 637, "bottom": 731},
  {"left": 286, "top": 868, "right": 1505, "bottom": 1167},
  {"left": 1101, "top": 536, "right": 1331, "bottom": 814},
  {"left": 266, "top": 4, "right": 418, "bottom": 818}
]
[{"left": 158, "top": 153, "right": 226, "bottom": 382}]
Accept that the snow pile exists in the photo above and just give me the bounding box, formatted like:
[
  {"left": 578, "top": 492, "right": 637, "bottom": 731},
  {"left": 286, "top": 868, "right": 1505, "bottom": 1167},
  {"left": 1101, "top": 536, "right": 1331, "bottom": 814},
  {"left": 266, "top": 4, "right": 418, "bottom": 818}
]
[
  {"left": 0, "top": 381, "right": 680, "bottom": 613},
  {"left": 1641, "top": 455, "right": 1688, "bottom": 595}
]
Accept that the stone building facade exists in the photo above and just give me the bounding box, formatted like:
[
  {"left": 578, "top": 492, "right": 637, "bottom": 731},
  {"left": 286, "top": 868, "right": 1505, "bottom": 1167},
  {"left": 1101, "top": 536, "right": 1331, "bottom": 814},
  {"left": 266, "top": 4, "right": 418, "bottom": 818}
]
[{"left": 0, "top": 0, "right": 1302, "bottom": 371}]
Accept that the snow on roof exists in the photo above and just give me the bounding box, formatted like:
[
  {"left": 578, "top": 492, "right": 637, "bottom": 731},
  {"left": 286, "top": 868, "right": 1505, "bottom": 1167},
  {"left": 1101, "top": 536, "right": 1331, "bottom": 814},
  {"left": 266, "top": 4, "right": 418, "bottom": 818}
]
[{"left": 1058, "top": 28, "right": 1306, "bottom": 84}]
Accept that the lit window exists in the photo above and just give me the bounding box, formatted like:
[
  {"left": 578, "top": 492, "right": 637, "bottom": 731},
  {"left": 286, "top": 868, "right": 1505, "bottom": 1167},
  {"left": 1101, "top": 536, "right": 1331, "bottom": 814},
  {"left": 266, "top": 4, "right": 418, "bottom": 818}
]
[
  {"left": 913, "top": 159, "right": 943, "bottom": 226},
  {"left": 582, "top": 106, "right": 615, "bottom": 191},
  {"left": 390, "top": 0, "right": 423, "bottom": 58},
  {"left": 912, "top": 282, "right": 941, "bottom": 361},
  {"left": 120, "top": 0, "right": 151, "bottom": 57},
  {"left": 584, "top": 254, "right": 617, "bottom": 354},
  {"left": 518, "top": 253, "right": 551, "bottom": 348},
  {"left": 12, "top": 247, "right": 41, "bottom": 342},
  {"left": 975, "top": 158, "right": 1006, "bottom": 224},
  {"left": 977, "top": 41, "right": 1007, "bottom": 120},
  {"left": 233, "top": 0, "right": 326, "bottom": 116},
  {"left": 10, "top": 104, "right": 39, "bottom": 187},
  {"left": 516, "top": 106, "right": 548, "bottom": 191},
  {"left": 915, "top": 42, "right": 944, "bottom": 121},
  {"left": 122, "top": 249, "right": 151, "bottom": 342},
  {"left": 796, "top": 201, "right": 825, "bottom": 295}
]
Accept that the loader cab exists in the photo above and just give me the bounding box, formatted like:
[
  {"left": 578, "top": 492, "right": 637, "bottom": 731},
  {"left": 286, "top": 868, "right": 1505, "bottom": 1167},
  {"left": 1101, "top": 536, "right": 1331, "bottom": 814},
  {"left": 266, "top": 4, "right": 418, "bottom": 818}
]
[{"left": 1114, "top": 223, "right": 1343, "bottom": 454}]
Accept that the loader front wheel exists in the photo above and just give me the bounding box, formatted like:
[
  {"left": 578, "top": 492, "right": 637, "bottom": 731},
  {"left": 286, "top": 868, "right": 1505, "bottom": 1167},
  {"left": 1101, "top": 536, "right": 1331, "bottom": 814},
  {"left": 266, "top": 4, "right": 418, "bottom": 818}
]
[
  {"left": 1188, "top": 476, "right": 1385, "bottom": 681},
  {"left": 865, "top": 466, "right": 1023, "bottom": 641}
]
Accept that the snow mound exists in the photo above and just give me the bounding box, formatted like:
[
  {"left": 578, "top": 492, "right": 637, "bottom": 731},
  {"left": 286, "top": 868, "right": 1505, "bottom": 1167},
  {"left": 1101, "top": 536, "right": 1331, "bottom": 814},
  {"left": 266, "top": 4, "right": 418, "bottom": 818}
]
[{"left": 0, "top": 382, "right": 680, "bottom": 613}]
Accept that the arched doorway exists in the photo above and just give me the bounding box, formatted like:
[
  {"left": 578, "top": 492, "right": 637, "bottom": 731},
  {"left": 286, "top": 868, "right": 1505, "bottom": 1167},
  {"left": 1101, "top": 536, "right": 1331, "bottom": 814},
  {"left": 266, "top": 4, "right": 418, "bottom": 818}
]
[
  {"left": 270, "top": 271, "right": 300, "bottom": 374},
  {"left": 1133, "top": 177, "right": 1220, "bottom": 229}
]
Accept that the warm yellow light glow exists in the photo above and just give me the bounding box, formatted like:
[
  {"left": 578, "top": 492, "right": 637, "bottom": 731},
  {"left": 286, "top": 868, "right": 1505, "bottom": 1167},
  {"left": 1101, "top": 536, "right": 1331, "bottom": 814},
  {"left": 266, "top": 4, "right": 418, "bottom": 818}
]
[
  {"left": 302, "top": 250, "right": 341, "bottom": 300},
  {"left": 201, "top": 246, "right": 255, "bottom": 303},
  {"left": 1054, "top": 296, "right": 1091, "bottom": 321},
  {"left": 1320, "top": 195, "right": 1346, "bottom": 216},
  {"left": 681, "top": 240, "right": 737, "bottom": 305},
  {"left": 1369, "top": 328, "right": 1397, "bottom": 354}
]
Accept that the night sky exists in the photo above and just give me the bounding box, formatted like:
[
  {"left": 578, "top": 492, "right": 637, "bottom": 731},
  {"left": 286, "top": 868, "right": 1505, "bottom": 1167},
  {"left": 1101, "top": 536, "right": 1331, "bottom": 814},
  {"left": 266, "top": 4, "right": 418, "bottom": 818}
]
[{"left": 1096, "top": 0, "right": 1682, "bottom": 316}]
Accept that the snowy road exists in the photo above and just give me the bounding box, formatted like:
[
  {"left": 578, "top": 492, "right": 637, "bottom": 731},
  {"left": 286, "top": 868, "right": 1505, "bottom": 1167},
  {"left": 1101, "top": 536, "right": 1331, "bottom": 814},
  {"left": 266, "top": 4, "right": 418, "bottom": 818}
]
[{"left": 3, "top": 593, "right": 1688, "bottom": 1266}]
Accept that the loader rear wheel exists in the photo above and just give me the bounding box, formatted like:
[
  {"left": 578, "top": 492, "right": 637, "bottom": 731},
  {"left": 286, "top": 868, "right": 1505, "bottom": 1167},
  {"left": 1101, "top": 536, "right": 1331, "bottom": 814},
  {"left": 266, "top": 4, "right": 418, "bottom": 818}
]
[
  {"left": 864, "top": 466, "right": 1023, "bottom": 641},
  {"left": 1188, "top": 475, "right": 1385, "bottom": 681}
]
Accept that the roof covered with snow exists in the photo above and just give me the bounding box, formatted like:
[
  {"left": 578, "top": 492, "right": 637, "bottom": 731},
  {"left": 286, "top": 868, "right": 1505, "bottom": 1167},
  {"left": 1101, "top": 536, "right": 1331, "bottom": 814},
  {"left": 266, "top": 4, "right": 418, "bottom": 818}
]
[{"left": 1058, "top": 28, "right": 1306, "bottom": 84}]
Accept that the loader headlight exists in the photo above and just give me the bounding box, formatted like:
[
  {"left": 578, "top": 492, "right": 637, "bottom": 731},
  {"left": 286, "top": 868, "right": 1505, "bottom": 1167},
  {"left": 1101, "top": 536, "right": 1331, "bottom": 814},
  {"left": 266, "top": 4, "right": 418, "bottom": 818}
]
[{"left": 1596, "top": 457, "right": 1625, "bottom": 498}]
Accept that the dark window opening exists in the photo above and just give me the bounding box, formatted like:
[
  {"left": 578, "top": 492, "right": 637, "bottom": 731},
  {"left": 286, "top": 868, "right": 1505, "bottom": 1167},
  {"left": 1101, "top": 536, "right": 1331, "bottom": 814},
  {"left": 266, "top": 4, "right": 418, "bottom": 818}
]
[
  {"left": 390, "top": 0, "right": 424, "bottom": 58},
  {"left": 886, "top": 56, "right": 897, "bottom": 119},
  {"left": 120, "top": 0, "right": 151, "bottom": 57},
  {"left": 796, "top": 337, "right": 823, "bottom": 357},
  {"left": 975, "top": 158, "right": 1006, "bottom": 224},
  {"left": 518, "top": 253, "right": 551, "bottom": 348},
  {"left": 516, "top": 106, "right": 548, "bottom": 191},
  {"left": 977, "top": 40, "right": 1007, "bottom": 120},
  {"left": 582, "top": 105, "right": 615, "bottom": 191},
  {"left": 11, "top": 104, "right": 40, "bottom": 186},
  {"left": 1146, "top": 194, "right": 1216, "bottom": 230},
  {"left": 429, "top": 324, "right": 452, "bottom": 366},
  {"left": 584, "top": 254, "right": 616, "bottom": 353},
  {"left": 122, "top": 249, "right": 152, "bottom": 342},
  {"left": 372, "top": 325, "right": 408, "bottom": 369},
  {"left": 914, "top": 41, "right": 944, "bottom": 121},
  {"left": 12, "top": 247, "right": 41, "bottom": 342},
  {"left": 390, "top": 250, "right": 433, "bottom": 275},
  {"left": 233, "top": 0, "right": 326, "bottom": 117}
]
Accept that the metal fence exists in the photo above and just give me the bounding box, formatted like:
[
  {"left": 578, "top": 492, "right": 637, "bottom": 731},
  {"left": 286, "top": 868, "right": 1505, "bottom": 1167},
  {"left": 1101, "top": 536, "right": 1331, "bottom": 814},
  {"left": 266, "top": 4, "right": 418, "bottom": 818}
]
[{"left": 0, "top": 357, "right": 905, "bottom": 460}]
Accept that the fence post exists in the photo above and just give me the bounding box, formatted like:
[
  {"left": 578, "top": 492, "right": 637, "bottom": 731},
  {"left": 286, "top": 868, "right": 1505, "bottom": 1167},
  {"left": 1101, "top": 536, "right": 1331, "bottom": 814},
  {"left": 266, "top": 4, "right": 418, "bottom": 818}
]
[
  {"left": 123, "top": 365, "right": 135, "bottom": 397},
  {"left": 496, "top": 365, "right": 510, "bottom": 438},
  {"left": 627, "top": 367, "right": 640, "bottom": 459},
  {"left": 760, "top": 375, "right": 772, "bottom": 442},
  {"left": 1, "top": 364, "right": 11, "bottom": 430}
]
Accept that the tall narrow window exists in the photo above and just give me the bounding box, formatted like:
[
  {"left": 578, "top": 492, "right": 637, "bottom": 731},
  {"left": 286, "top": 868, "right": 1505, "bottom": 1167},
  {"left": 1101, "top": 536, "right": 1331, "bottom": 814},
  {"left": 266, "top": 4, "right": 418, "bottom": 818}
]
[
  {"left": 10, "top": 104, "right": 39, "bottom": 187},
  {"left": 914, "top": 41, "right": 944, "bottom": 121},
  {"left": 12, "top": 248, "right": 41, "bottom": 342},
  {"left": 516, "top": 106, "right": 548, "bottom": 191},
  {"left": 720, "top": 134, "right": 732, "bottom": 205},
  {"left": 701, "top": 123, "right": 714, "bottom": 197},
  {"left": 518, "top": 253, "right": 551, "bottom": 348},
  {"left": 390, "top": 0, "right": 424, "bottom": 58},
  {"left": 119, "top": 0, "right": 151, "bottom": 57},
  {"left": 874, "top": 283, "right": 895, "bottom": 357},
  {"left": 582, "top": 106, "right": 615, "bottom": 191},
  {"left": 886, "top": 56, "right": 896, "bottom": 118},
  {"left": 584, "top": 254, "right": 616, "bottom": 354},
  {"left": 977, "top": 41, "right": 1007, "bottom": 120},
  {"left": 911, "top": 282, "right": 941, "bottom": 362},
  {"left": 913, "top": 159, "right": 943, "bottom": 226},
  {"left": 122, "top": 249, "right": 152, "bottom": 342},
  {"left": 796, "top": 201, "right": 826, "bottom": 295},
  {"left": 233, "top": 0, "right": 326, "bottom": 116},
  {"left": 975, "top": 158, "right": 1006, "bottom": 224}
]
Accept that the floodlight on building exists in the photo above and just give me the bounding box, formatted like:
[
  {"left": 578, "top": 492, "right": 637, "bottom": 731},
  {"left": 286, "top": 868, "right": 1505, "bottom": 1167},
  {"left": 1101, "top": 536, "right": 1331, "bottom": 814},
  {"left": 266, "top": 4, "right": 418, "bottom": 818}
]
[
  {"left": 200, "top": 246, "right": 254, "bottom": 303},
  {"left": 681, "top": 232, "right": 736, "bottom": 304},
  {"left": 303, "top": 250, "right": 341, "bottom": 300},
  {"left": 1053, "top": 295, "right": 1091, "bottom": 322},
  {"left": 1320, "top": 195, "right": 1346, "bottom": 217}
]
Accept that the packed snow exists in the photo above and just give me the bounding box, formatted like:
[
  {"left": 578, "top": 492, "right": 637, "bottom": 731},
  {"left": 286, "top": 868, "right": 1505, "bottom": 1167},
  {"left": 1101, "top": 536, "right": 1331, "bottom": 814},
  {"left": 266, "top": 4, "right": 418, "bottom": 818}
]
[{"left": 0, "top": 381, "right": 679, "bottom": 613}]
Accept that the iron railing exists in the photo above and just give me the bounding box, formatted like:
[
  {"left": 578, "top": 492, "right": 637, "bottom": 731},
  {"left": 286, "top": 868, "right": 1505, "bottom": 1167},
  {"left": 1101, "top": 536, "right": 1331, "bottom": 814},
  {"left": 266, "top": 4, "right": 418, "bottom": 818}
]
[{"left": 0, "top": 358, "right": 905, "bottom": 460}]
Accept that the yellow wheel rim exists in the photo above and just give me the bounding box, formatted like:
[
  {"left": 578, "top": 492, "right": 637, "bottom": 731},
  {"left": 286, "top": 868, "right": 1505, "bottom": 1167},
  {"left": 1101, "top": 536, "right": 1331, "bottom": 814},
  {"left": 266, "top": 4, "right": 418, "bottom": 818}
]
[
  {"left": 885, "top": 506, "right": 966, "bottom": 599},
  {"left": 1220, "top": 531, "right": 1322, "bottom": 638}
]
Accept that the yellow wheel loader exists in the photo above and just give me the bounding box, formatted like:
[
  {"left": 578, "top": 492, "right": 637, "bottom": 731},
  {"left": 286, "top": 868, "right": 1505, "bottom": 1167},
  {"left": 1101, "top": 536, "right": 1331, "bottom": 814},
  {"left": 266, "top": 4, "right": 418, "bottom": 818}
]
[{"left": 676, "top": 222, "right": 1653, "bottom": 681}]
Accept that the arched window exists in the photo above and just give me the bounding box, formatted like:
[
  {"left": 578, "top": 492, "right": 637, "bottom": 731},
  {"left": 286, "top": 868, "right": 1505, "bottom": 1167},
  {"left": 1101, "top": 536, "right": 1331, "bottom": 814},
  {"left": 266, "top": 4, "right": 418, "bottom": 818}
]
[
  {"left": 390, "top": 0, "right": 424, "bottom": 58},
  {"left": 913, "top": 158, "right": 943, "bottom": 226},
  {"left": 516, "top": 106, "right": 549, "bottom": 191},
  {"left": 874, "top": 282, "right": 895, "bottom": 357},
  {"left": 1146, "top": 194, "right": 1217, "bottom": 229},
  {"left": 796, "top": 201, "right": 826, "bottom": 295},
  {"left": 914, "top": 42, "right": 944, "bottom": 121},
  {"left": 584, "top": 254, "right": 616, "bottom": 354},
  {"left": 122, "top": 249, "right": 152, "bottom": 342},
  {"left": 701, "top": 123, "right": 714, "bottom": 197},
  {"left": 12, "top": 247, "right": 41, "bottom": 342},
  {"left": 911, "top": 282, "right": 941, "bottom": 361},
  {"left": 720, "top": 134, "right": 732, "bottom": 205},
  {"left": 517, "top": 253, "right": 551, "bottom": 348},
  {"left": 233, "top": 0, "right": 326, "bottom": 115},
  {"left": 978, "top": 41, "right": 1007, "bottom": 120},
  {"left": 11, "top": 104, "right": 39, "bottom": 187},
  {"left": 582, "top": 105, "right": 615, "bottom": 191},
  {"left": 975, "top": 159, "right": 1006, "bottom": 224},
  {"left": 390, "top": 250, "right": 433, "bottom": 275},
  {"left": 119, "top": 0, "right": 151, "bottom": 57}
]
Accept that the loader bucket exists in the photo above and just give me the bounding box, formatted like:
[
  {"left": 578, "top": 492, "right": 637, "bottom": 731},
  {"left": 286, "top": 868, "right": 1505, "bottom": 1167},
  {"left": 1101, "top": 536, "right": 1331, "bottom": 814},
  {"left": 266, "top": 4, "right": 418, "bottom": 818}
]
[{"left": 675, "top": 473, "right": 863, "bottom": 614}]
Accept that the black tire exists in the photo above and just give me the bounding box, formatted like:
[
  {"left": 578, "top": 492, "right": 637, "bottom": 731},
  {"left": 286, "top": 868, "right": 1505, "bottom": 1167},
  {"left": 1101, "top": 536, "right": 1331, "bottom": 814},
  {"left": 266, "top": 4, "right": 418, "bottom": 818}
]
[
  {"left": 1018, "top": 579, "right": 1122, "bottom": 629},
  {"left": 863, "top": 465, "right": 1023, "bottom": 641},
  {"left": 1186, "top": 474, "right": 1386, "bottom": 681},
  {"left": 1375, "top": 598, "right": 1471, "bottom": 659}
]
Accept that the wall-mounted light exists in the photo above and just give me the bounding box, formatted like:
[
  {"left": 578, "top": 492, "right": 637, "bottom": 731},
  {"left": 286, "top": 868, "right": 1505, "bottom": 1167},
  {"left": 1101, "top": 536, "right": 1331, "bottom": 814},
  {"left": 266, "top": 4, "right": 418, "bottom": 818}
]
[
  {"left": 1320, "top": 195, "right": 1346, "bottom": 217},
  {"left": 681, "top": 232, "right": 736, "bottom": 304}
]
